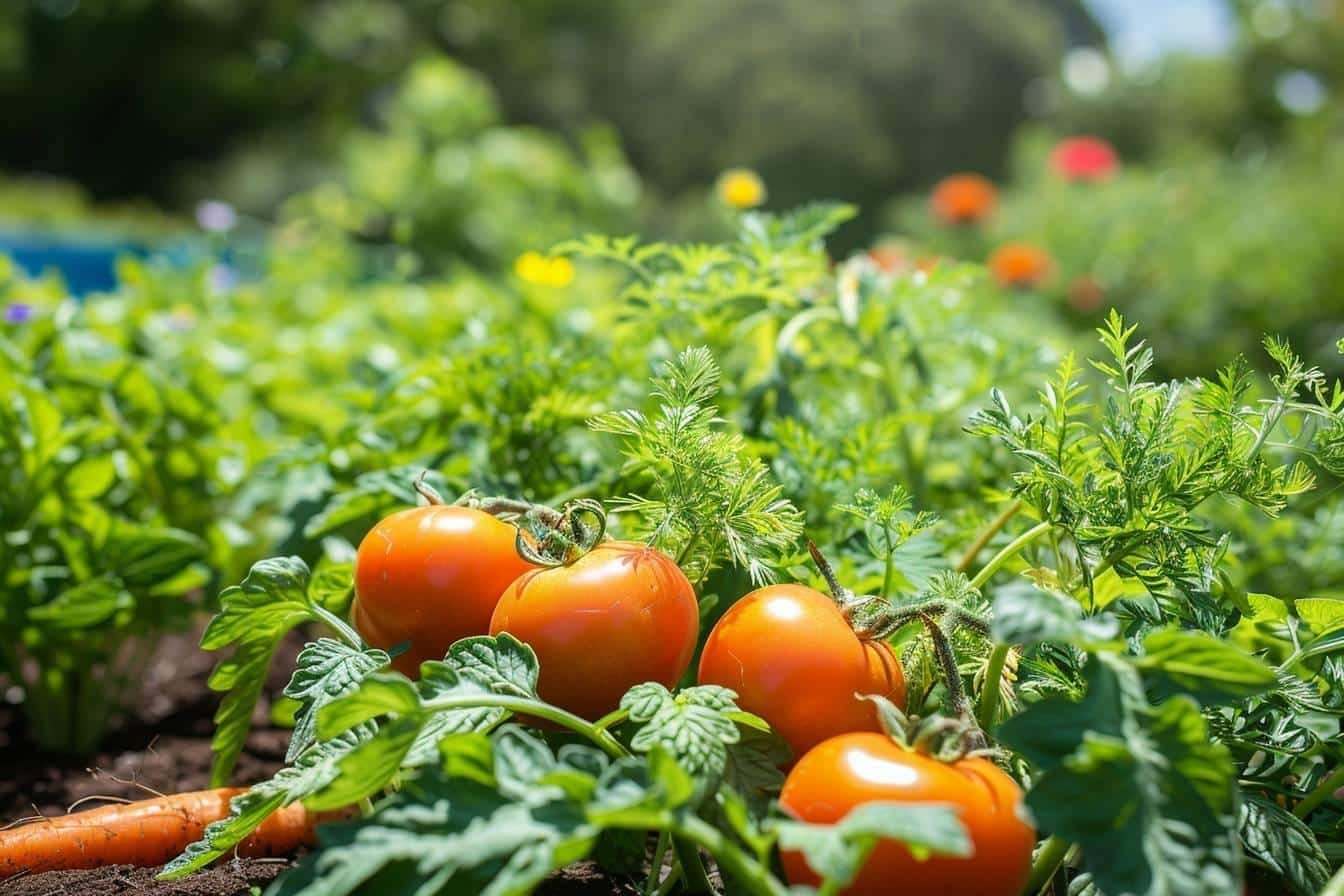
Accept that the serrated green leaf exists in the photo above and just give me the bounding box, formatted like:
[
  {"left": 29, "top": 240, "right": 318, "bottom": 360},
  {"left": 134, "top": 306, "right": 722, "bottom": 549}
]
[
  {"left": 722, "top": 724, "right": 789, "bottom": 817},
  {"left": 774, "top": 801, "right": 971, "bottom": 888},
  {"left": 438, "top": 732, "right": 497, "bottom": 787},
  {"left": 160, "top": 730, "right": 366, "bottom": 879},
  {"left": 1240, "top": 795, "right": 1330, "bottom": 896},
  {"left": 271, "top": 751, "right": 597, "bottom": 896},
  {"left": 622, "top": 683, "right": 741, "bottom": 782},
  {"left": 446, "top": 633, "right": 541, "bottom": 698},
  {"left": 308, "top": 559, "right": 356, "bottom": 616},
  {"left": 1295, "top": 598, "right": 1344, "bottom": 637},
  {"left": 306, "top": 716, "right": 423, "bottom": 812},
  {"left": 991, "top": 586, "right": 1120, "bottom": 647},
  {"left": 284, "top": 639, "right": 390, "bottom": 762},
  {"left": 999, "top": 654, "right": 1240, "bottom": 896},
  {"left": 27, "top": 577, "right": 132, "bottom": 628},
  {"left": 1137, "top": 629, "right": 1277, "bottom": 705},
  {"left": 315, "top": 673, "right": 420, "bottom": 738},
  {"left": 202, "top": 556, "right": 333, "bottom": 786}
]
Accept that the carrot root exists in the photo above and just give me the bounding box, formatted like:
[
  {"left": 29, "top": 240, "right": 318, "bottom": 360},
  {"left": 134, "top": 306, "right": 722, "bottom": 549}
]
[{"left": 0, "top": 787, "right": 336, "bottom": 879}]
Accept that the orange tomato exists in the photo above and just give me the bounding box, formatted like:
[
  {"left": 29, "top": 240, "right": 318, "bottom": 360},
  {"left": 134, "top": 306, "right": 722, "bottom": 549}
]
[
  {"left": 697, "top": 585, "right": 905, "bottom": 760},
  {"left": 780, "top": 732, "right": 1035, "bottom": 896},
  {"left": 489, "top": 541, "right": 699, "bottom": 720},
  {"left": 352, "top": 505, "right": 537, "bottom": 676}
]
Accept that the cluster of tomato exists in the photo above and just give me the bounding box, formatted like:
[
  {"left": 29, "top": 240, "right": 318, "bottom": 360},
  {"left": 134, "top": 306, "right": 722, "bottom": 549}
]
[{"left": 351, "top": 498, "right": 1034, "bottom": 896}]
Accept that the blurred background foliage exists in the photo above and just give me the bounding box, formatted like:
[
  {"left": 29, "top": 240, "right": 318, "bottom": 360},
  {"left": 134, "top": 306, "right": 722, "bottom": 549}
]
[{"left": 0, "top": 0, "right": 1341, "bottom": 371}]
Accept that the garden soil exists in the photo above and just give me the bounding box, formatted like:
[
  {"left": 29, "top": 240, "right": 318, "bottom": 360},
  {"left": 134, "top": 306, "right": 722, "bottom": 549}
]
[{"left": 0, "top": 625, "right": 640, "bottom": 895}]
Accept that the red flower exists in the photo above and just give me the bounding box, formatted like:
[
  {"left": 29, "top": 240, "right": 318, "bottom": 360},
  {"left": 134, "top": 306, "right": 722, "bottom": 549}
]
[
  {"left": 929, "top": 174, "right": 998, "bottom": 225},
  {"left": 1050, "top": 136, "right": 1119, "bottom": 182},
  {"left": 989, "top": 243, "right": 1052, "bottom": 289},
  {"left": 1067, "top": 275, "right": 1106, "bottom": 312}
]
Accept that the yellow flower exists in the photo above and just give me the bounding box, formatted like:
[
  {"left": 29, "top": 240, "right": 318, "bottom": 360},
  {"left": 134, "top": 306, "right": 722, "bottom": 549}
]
[
  {"left": 514, "top": 251, "right": 575, "bottom": 288},
  {"left": 716, "top": 168, "right": 767, "bottom": 210}
]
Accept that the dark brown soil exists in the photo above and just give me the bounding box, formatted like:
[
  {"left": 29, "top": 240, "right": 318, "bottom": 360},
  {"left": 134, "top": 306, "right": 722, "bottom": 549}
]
[{"left": 0, "top": 625, "right": 641, "bottom": 895}]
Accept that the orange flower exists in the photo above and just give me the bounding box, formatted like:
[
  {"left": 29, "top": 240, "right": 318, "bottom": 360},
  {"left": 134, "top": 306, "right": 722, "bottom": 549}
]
[
  {"left": 867, "top": 240, "right": 913, "bottom": 273},
  {"left": 929, "top": 174, "right": 998, "bottom": 225},
  {"left": 988, "top": 243, "right": 1052, "bottom": 289}
]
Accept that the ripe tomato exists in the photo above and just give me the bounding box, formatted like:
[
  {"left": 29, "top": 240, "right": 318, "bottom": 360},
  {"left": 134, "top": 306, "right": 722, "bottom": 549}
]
[
  {"left": 352, "top": 505, "right": 537, "bottom": 676},
  {"left": 697, "top": 584, "right": 905, "bottom": 760},
  {"left": 780, "top": 732, "right": 1035, "bottom": 896},
  {"left": 489, "top": 541, "right": 699, "bottom": 720}
]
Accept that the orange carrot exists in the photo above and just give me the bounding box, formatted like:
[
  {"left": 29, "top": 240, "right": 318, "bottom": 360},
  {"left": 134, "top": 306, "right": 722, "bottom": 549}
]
[{"left": 0, "top": 787, "right": 331, "bottom": 879}]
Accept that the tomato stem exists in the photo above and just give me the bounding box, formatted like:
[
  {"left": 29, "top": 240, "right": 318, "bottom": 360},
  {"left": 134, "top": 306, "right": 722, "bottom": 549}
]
[
  {"left": 976, "top": 642, "right": 1012, "bottom": 731},
  {"left": 644, "top": 830, "right": 672, "bottom": 896},
  {"left": 1293, "top": 764, "right": 1344, "bottom": 819},
  {"left": 419, "top": 694, "right": 629, "bottom": 759},
  {"left": 593, "top": 708, "right": 631, "bottom": 733},
  {"left": 955, "top": 499, "right": 1023, "bottom": 573},
  {"left": 673, "top": 815, "right": 793, "bottom": 896},
  {"left": 1024, "top": 835, "right": 1072, "bottom": 894},
  {"left": 967, "top": 521, "right": 1052, "bottom": 591},
  {"left": 673, "top": 835, "right": 715, "bottom": 894},
  {"left": 918, "top": 612, "right": 987, "bottom": 752},
  {"left": 312, "top": 605, "right": 365, "bottom": 651},
  {"left": 413, "top": 471, "right": 445, "bottom": 505}
]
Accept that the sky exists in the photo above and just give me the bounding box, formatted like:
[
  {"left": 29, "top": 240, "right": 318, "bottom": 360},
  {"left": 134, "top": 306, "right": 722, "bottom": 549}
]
[{"left": 1086, "top": 0, "right": 1238, "bottom": 65}]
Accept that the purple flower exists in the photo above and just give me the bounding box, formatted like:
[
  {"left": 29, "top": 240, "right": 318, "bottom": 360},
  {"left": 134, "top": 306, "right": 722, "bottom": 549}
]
[
  {"left": 207, "top": 263, "right": 236, "bottom": 295},
  {"left": 195, "top": 200, "right": 238, "bottom": 233},
  {"left": 4, "top": 302, "right": 34, "bottom": 325}
]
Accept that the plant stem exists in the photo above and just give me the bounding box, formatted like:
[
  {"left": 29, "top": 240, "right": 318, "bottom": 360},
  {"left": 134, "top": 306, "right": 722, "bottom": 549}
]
[
  {"left": 419, "top": 695, "right": 629, "bottom": 759},
  {"left": 652, "top": 864, "right": 683, "bottom": 896},
  {"left": 919, "top": 613, "right": 986, "bottom": 751},
  {"left": 1293, "top": 764, "right": 1344, "bottom": 819},
  {"left": 880, "top": 540, "right": 895, "bottom": 601},
  {"left": 956, "top": 500, "right": 1023, "bottom": 573},
  {"left": 676, "top": 529, "right": 704, "bottom": 568},
  {"left": 976, "top": 643, "right": 1012, "bottom": 730},
  {"left": 594, "top": 708, "right": 631, "bottom": 732},
  {"left": 1025, "top": 836, "right": 1071, "bottom": 894},
  {"left": 311, "top": 605, "right": 365, "bottom": 651},
  {"left": 645, "top": 830, "right": 672, "bottom": 896},
  {"left": 968, "top": 521, "right": 1052, "bottom": 591},
  {"left": 673, "top": 835, "right": 715, "bottom": 894},
  {"left": 676, "top": 815, "right": 792, "bottom": 896}
]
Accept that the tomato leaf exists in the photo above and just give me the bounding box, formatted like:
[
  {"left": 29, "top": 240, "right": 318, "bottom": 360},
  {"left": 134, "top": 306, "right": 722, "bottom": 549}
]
[
  {"left": 1239, "top": 795, "right": 1330, "bottom": 896},
  {"left": 721, "top": 723, "right": 789, "bottom": 817},
  {"left": 773, "top": 801, "right": 971, "bottom": 888},
  {"left": 271, "top": 730, "right": 615, "bottom": 896},
  {"left": 622, "top": 682, "right": 742, "bottom": 784},
  {"left": 990, "top": 586, "right": 1120, "bottom": 647},
  {"left": 160, "top": 730, "right": 367, "bottom": 879},
  {"left": 999, "top": 653, "right": 1241, "bottom": 896},
  {"left": 203, "top": 556, "right": 361, "bottom": 786},
  {"left": 1136, "top": 629, "right": 1278, "bottom": 706},
  {"left": 284, "top": 639, "right": 390, "bottom": 762}
]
